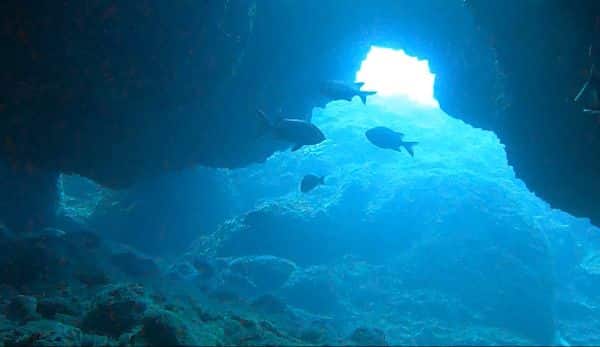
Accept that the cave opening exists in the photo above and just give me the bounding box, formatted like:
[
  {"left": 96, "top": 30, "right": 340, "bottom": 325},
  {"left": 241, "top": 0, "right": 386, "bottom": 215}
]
[{"left": 355, "top": 46, "right": 439, "bottom": 108}]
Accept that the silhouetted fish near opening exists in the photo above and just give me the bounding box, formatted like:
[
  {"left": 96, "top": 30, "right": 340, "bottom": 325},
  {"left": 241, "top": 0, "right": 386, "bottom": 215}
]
[
  {"left": 300, "top": 174, "right": 325, "bottom": 193},
  {"left": 320, "top": 80, "right": 377, "bottom": 104},
  {"left": 256, "top": 109, "right": 326, "bottom": 152},
  {"left": 365, "top": 126, "right": 418, "bottom": 157}
]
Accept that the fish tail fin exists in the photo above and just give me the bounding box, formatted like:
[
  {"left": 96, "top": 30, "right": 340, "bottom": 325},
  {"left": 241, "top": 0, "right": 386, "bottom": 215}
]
[
  {"left": 576, "top": 65, "right": 600, "bottom": 102},
  {"left": 574, "top": 80, "right": 590, "bottom": 102},
  {"left": 402, "top": 141, "right": 418, "bottom": 157},
  {"left": 319, "top": 176, "right": 326, "bottom": 185},
  {"left": 359, "top": 91, "right": 377, "bottom": 104}
]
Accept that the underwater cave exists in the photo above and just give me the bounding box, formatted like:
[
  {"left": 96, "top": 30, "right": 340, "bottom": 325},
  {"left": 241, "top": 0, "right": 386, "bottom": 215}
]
[{"left": 1, "top": 0, "right": 600, "bottom": 346}]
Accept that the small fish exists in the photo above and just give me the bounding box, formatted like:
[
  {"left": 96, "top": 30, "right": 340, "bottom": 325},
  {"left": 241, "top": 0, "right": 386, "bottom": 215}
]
[
  {"left": 365, "top": 126, "right": 418, "bottom": 156},
  {"left": 300, "top": 174, "right": 325, "bottom": 193},
  {"left": 320, "top": 80, "right": 377, "bottom": 104},
  {"left": 575, "top": 65, "right": 600, "bottom": 113},
  {"left": 583, "top": 108, "right": 600, "bottom": 115},
  {"left": 256, "top": 110, "right": 326, "bottom": 152}
]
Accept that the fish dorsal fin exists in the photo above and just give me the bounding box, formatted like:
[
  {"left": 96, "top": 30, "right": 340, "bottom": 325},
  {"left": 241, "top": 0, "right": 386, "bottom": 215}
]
[
  {"left": 354, "top": 82, "right": 365, "bottom": 88},
  {"left": 256, "top": 109, "right": 272, "bottom": 126},
  {"left": 254, "top": 109, "right": 274, "bottom": 138}
]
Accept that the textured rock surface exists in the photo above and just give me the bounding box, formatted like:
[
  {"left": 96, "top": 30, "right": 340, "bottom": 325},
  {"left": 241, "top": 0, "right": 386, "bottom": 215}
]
[
  {"left": 3, "top": 320, "right": 85, "bottom": 346},
  {"left": 138, "top": 308, "right": 197, "bottom": 346},
  {"left": 1, "top": 0, "right": 599, "bottom": 228},
  {"left": 184, "top": 98, "right": 561, "bottom": 344},
  {"left": 37, "top": 297, "right": 78, "bottom": 320},
  {"left": 279, "top": 266, "right": 342, "bottom": 315},
  {"left": 3, "top": 2, "right": 600, "bottom": 344},
  {"left": 228, "top": 255, "right": 298, "bottom": 294},
  {"left": 5, "top": 295, "right": 38, "bottom": 323},
  {"left": 0, "top": 228, "right": 319, "bottom": 346},
  {"left": 349, "top": 327, "right": 388, "bottom": 346},
  {"left": 60, "top": 169, "right": 236, "bottom": 255},
  {"left": 463, "top": 1, "right": 600, "bottom": 225},
  {"left": 81, "top": 284, "right": 148, "bottom": 337},
  {"left": 0, "top": 166, "right": 59, "bottom": 232}
]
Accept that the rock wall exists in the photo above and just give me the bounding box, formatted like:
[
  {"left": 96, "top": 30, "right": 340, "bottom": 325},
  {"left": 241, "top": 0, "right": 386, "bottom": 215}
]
[
  {"left": 0, "top": 0, "right": 496, "bottom": 225},
  {"left": 0, "top": 164, "right": 59, "bottom": 232},
  {"left": 464, "top": 0, "right": 600, "bottom": 224},
  {"left": 1, "top": 0, "right": 599, "bottom": 227}
]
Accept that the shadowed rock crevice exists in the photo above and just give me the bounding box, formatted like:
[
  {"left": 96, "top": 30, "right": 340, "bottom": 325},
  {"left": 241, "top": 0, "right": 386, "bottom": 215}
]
[{"left": 0, "top": 165, "right": 59, "bottom": 232}]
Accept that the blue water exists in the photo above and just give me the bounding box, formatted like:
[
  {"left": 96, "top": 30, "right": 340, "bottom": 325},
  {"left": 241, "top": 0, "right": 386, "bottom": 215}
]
[
  {"left": 48, "top": 90, "right": 600, "bottom": 345},
  {"left": 1, "top": 1, "right": 599, "bottom": 345}
]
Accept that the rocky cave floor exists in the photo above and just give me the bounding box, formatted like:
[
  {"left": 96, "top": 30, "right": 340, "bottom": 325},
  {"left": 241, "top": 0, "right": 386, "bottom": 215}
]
[
  {"left": 0, "top": 215, "right": 599, "bottom": 346},
  {"left": 0, "top": 224, "right": 525, "bottom": 346},
  {"left": 4, "top": 99, "right": 600, "bottom": 346}
]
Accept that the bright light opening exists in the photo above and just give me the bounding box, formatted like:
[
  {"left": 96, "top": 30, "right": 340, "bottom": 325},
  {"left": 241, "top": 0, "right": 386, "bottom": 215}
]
[{"left": 356, "top": 46, "right": 439, "bottom": 107}]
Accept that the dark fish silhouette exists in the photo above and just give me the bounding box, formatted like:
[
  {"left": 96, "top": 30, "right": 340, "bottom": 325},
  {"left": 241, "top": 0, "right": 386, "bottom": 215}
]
[
  {"left": 300, "top": 174, "right": 325, "bottom": 193},
  {"left": 320, "top": 80, "right": 377, "bottom": 104},
  {"left": 365, "top": 126, "right": 418, "bottom": 157},
  {"left": 256, "top": 110, "right": 325, "bottom": 152}
]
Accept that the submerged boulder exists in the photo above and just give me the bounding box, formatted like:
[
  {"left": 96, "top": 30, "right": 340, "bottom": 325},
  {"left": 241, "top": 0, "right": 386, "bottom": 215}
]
[
  {"left": 110, "top": 250, "right": 160, "bottom": 278},
  {"left": 219, "top": 271, "right": 258, "bottom": 298},
  {"left": 349, "top": 327, "right": 388, "bottom": 346},
  {"left": 138, "top": 308, "right": 197, "bottom": 346},
  {"left": 5, "top": 295, "right": 38, "bottom": 323},
  {"left": 81, "top": 284, "right": 148, "bottom": 337},
  {"left": 228, "top": 255, "right": 297, "bottom": 294},
  {"left": 395, "top": 216, "right": 555, "bottom": 344},
  {"left": 166, "top": 261, "right": 199, "bottom": 281},
  {"left": 2, "top": 320, "right": 85, "bottom": 346},
  {"left": 36, "top": 297, "right": 78, "bottom": 319},
  {"left": 165, "top": 255, "right": 220, "bottom": 286},
  {"left": 278, "top": 266, "right": 342, "bottom": 315},
  {"left": 250, "top": 294, "right": 292, "bottom": 316}
]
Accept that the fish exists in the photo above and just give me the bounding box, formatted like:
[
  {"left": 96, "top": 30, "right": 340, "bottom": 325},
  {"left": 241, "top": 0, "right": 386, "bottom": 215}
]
[
  {"left": 256, "top": 110, "right": 326, "bottom": 152},
  {"left": 320, "top": 80, "right": 377, "bottom": 104},
  {"left": 575, "top": 65, "right": 600, "bottom": 113},
  {"left": 300, "top": 174, "right": 325, "bottom": 193},
  {"left": 583, "top": 108, "right": 600, "bottom": 115},
  {"left": 365, "top": 126, "right": 418, "bottom": 156}
]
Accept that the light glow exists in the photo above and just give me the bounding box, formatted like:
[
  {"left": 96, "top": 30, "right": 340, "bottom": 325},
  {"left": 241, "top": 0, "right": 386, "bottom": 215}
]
[{"left": 356, "top": 46, "right": 438, "bottom": 107}]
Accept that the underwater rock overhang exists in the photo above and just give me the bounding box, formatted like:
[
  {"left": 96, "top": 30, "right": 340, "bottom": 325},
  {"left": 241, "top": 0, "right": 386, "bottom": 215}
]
[{"left": 1, "top": 0, "right": 600, "bottom": 225}]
